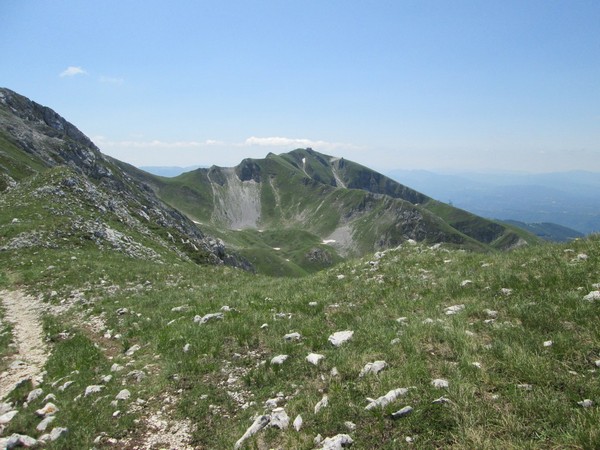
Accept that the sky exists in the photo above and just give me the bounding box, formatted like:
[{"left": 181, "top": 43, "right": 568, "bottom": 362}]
[{"left": 1, "top": 0, "right": 599, "bottom": 173}]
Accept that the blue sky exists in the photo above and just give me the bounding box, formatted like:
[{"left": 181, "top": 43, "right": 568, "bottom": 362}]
[{"left": 2, "top": 0, "right": 599, "bottom": 173}]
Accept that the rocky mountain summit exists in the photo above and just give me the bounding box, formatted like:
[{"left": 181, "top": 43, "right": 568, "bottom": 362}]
[{"left": 0, "top": 87, "right": 249, "bottom": 269}]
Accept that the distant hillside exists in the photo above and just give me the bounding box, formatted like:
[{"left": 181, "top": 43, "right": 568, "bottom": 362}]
[
  {"left": 501, "top": 220, "right": 584, "bottom": 242},
  {"left": 139, "top": 165, "right": 203, "bottom": 177},
  {"left": 387, "top": 169, "right": 600, "bottom": 235},
  {"left": 137, "top": 148, "right": 537, "bottom": 275}
]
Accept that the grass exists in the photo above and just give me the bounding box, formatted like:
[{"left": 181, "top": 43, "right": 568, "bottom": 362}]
[
  {"left": 0, "top": 150, "right": 598, "bottom": 448},
  {"left": 1, "top": 212, "right": 599, "bottom": 447}
]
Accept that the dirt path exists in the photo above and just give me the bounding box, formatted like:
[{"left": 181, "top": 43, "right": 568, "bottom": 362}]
[{"left": 0, "top": 290, "right": 48, "bottom": 399}]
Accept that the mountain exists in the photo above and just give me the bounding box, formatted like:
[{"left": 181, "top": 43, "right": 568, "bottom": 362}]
[
  {"left": 387, "top": 169, "right": 600, "bottom": 235},
  {"left": 138, "top": 165, "right": 203, "bottom": 177},
  {"left": 0, "top": 88, "right": 535, "bottom": 277},
  {"left": 138, "top": 148, "right": 536, "bottom": 275},
  {"left": 0, "top": 87, "right": 249, "bottom": 269},
  {"left": 501, "top": 220, "right": 584, "bottom": 242}
]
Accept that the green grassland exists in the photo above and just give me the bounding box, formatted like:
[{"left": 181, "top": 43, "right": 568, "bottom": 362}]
[{"left": 1, "top": 171, "right": 599, "bottom": 448}]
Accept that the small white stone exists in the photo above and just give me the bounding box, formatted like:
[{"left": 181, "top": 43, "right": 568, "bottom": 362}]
[
  {"left": 306, "top": 353, "right": 325, "bottom": 366},
  {"left": 444, "top": 304, "right": 465, "bottom": 315},
  {"left": 284, "top": 332, "right": 301, "bottom": 341},
  {"left": 293, "top": 414, "right": 303, "bottom": 431},
  {"left": 270, "top": 355, "right": 289, "bottom": 365},
  {"left": 359, "top": 360, "right": 388, "bottom": 377},
  {"left": 484, "top": 309, "right": 498, "bottom": 318},
  {"left": 125, "top": 344, "right": 141, "bottom": 356},
  {"left": 318, "top": 434, "right": 353, "bottom": 449},
  {"left": 116, "top": 389, "right": 131, "bottom": 401},
  {"left": 472, "top": 362, "right": 482, "bottom": 369},
  {"left": 578, "top": 399, "right": 593, "bottom": 408},
  {"left": 328, "top": 330, "right": 354, "bottom": 347},
  {"left": 432, "top": 378, "right": 449, "bottom": 389},
  {"left": 183, "top": 343, "right": 190, "bottom": 353},
  {"left": 543, "top": 340, "right": 553, "bottom": 347},
  {"left": 583, "top": 291, "right": 600, "bottom": 301},
  {"left": 36, "top": 415, "right": 55, "bottom": 431},
  {"left": 84, "top": 385, "right": 104, "bottom": 397},
  {"left": 309, "top": 302, "right": 318, "bottom": 307},
  {"left": 269, "top": 408, "right": 289, "bottom": 429},
  {"left": 344, "top": 421, "right": 356, "bottom": 430},
  {"left": 391, "top": 406, "right": 413, "bottom": 419},
  {"left": 314, "top": 395, "right": 329, "bottom": 414},
  {"left": 260, "top": 323, "right": 268, "bottom": 329},
  {"left": 365, "top": 388, "right": 409, "bottom": 410},
  {"left": 460, "top": 280, "right": 472, "bottom": 287},
  {"left": 0, "top": 410, "right": 18, "bottom": 424},
  {"left": 500, "top": 288, "right": 513, "bottom": 296},
  {"left": 36, "top": 402, "right": 59, "bottom": 417}
]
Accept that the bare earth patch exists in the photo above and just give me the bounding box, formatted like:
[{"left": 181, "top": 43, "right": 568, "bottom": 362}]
[{"left": 0, "top": 290, "right": 48, "bottom": 399}]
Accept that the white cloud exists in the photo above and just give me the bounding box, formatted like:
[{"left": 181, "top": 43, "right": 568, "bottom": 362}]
[
  {"left": 59, "top": 66, "right": 88, "bottom": 77},
  {"left": 244, "top": 136, "right": 351, "bottom": 151},
  {"left": 99, "top": 75, "right": 124, "bottom": 85}
]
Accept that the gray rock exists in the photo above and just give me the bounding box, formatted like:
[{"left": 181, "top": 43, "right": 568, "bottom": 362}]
[
  {"left": 234, "top": 415, "right": 270, "bottom": 449},
  {"left": 578, "top": 399, "right": 593, "bottom": 407},
  {"left": 194, "top": 312, "right": 224, "bottom": 324},
  {"left": 127, "top": 370, "right": 146, "bottom": 382},
  {"left": 270, "top": 355, "right": 289, "bottom": 365},
  {"left": 84, "top": 385, "right": 104, "bottom": 396},
  {"left": 49, "top": 427, "right": 69, "bottom": 441},
  {"left": 270, "top": 407, "right": 289, "bottom": 429},
  {"left": 583, "top": 290, "right": 600, "bottom": 301},
  {"left": 36, "top": 415, "right": 55, "bottom": 432},
  {"left": 35, "top": 402, "right": 59, "bottom": 417},
  {"left": 6, "top": 434, "right": 37, "bottom": 448},
  {"left": 293, "top": 414, "right": 303, "bottom": 431},
  {"left": 171, "top": 305, "right": 188, "bottom": 312},
  {"left": 0, "top": 403, "right": 13, "bottom": 415},
  {"left": 116, "top": 389, "right": 131, "bottom": 401},
  {"left": 306, "top": 353, "right": 325, "bottom": 366},
  {"left": 110, "top": 363, "right": 124, "bottom": 372},
  {"left": 284, "top": 332, "right": 301, "bottom": 341},
  {"left": 444, "top": 304, "right": 465, "bottom": 315},
  {"left": 359, "top": 360, "right": 387, "bottom": 378},
  {"left": 328, "top": 330, "right": 354, "bottom": 347},
  {"left": 26, "top": 388, "right": 43, "bottom": 403},
  {"left": 125, "top": 344, "right": 141, "bottom": 356},
  {"left": 365, "top": 388, "right": 409, "bottom": 410},
  {"left": 314, "top": 395, "right": 329, "bottom": 414},
  {"left": 317, "top": 433, "right": 354, "bottom": 449},
  {"left": 0, "top": 410, "right": 17, "bottom": 425},
  {"left": 431, "top": 378, "right": 449, "bottom": 388},
  {"left": 59, "top": 380, "right": 74, "bottom": 391},
  {"left": 391, "top": 406, "right": 413, "bottom": 419}
]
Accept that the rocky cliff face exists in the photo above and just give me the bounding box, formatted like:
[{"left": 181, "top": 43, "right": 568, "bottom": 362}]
[{"left": 0, "top": 87, "right": 250, "bottom": 269}]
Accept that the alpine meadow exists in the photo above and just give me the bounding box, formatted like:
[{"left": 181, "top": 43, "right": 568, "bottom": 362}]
[{"left": 0, "top": 85, "right": 599, "bottom": 450}]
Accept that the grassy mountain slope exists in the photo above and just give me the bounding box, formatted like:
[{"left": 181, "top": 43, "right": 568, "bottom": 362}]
[
  {"left": 146, "top": 149, "right": 533, "bottom": 275},
  {"left": 0, "top": 87, "right": 247, "bottom": 269},
  {"left": 502, "top": 220, "right": 585, "bottom": 242},
  {"left": 1, "top": 191, "right": 598, "bottom": 447}
]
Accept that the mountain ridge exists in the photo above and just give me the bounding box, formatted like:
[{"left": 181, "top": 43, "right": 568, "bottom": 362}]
[{"left": 0, "top": 87, "right": 250, "bottom": 269}]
